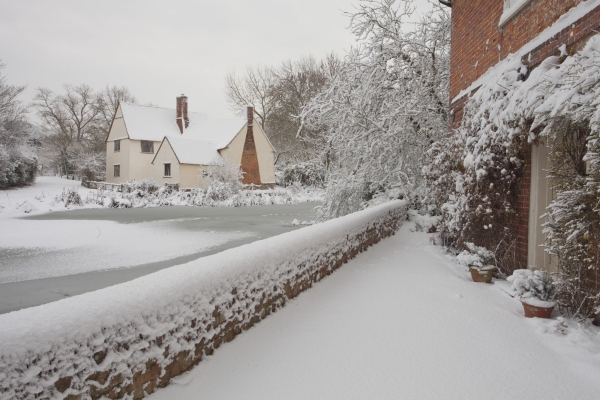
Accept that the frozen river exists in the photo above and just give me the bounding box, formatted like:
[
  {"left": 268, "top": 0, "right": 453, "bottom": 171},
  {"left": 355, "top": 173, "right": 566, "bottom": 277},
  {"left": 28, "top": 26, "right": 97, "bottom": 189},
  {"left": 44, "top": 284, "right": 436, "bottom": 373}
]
[{"left": 0, "top": 203, "right": 319, "bottom": 314}]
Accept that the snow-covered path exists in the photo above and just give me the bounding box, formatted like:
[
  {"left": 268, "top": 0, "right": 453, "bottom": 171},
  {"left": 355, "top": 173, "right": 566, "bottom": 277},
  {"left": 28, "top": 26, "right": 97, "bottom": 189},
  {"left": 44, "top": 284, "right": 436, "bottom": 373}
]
[{"left": 149, "top": 222, "right": 600, "bottom": 400}]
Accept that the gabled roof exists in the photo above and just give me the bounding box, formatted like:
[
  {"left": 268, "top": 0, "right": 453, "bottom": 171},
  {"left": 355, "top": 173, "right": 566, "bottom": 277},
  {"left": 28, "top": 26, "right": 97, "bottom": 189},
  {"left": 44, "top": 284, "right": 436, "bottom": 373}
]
[
  {"left": 119, "top": 103, "right": 246, "bottom": 149},
  {"left": 120, "top": 102, "right": 209, "bottom": 142},
  {"left": 157, "top": 136, "right": 221, "bottom": 165}
]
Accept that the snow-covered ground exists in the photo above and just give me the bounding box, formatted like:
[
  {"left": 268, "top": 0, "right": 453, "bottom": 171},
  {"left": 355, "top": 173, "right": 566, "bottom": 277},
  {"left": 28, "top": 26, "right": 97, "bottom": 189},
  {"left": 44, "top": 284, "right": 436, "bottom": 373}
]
[
  {"left": 0, "top": 177, "right": 319, "bottom": 313},
  {"left": 149, "top": 219, "right": 600, "bottom": 400},
  {"left": 0, "top": 178, "right": 254, "bottom": 283},
  {"left": 0, "top": 176, "right": 98, "bottom": 218}
]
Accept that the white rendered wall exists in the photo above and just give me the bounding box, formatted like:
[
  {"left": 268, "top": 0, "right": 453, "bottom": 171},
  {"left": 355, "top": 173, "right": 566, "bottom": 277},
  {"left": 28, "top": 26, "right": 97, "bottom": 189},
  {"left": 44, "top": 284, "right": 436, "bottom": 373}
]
[{"left": 152, "top": 140, "right": 180, "bottom": 186}]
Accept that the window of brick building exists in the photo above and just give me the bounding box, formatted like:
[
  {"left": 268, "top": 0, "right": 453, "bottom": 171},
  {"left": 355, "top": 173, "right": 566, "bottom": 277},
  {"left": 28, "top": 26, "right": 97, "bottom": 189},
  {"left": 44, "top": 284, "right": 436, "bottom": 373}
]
[
  {"left": 141, "top": 141, "right": 154, "bottom": 153},
  {"left": 164, "top": 163, "right": 171, "bottom": 177},
  {"left": 114, "top": 140, "right": 120, "bottom": 152},
  {"left": 114, "top": 164, "right": 120, "bottom": 177},
  {"left": 500, "top": 0, "right": 531, "bottom": 26}
]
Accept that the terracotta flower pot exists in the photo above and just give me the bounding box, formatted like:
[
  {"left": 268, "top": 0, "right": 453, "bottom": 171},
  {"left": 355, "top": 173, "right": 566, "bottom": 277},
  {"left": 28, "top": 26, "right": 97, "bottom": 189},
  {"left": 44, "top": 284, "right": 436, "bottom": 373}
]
[
  {"left": 469, "top": 268, "right": 493, "bottom": 283},
  {"left": 521, "top": 301, "right": 555, "bottom": 318}
]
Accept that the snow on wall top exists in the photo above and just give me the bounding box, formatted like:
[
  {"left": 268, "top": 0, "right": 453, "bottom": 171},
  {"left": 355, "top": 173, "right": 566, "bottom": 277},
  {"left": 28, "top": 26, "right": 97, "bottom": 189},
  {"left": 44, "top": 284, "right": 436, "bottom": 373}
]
[
  {"left": 452, "top": 0, "right": 600, "bottom": 104},
  {"left": 164, "top": 136, "right": 221, "bottom": 165},
  {"left": 0, "top": 200, "right": 407, "bottom": 360}
]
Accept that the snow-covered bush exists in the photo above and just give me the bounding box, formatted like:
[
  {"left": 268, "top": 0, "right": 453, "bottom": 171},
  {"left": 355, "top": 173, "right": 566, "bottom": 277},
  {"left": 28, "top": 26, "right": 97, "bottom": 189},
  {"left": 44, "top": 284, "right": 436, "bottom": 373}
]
[
  {"left": 200, "top": 158, "right": 244, "bottom": 202},
  {"left": 0, "top": 61, "right": 38, "bottom": 189},
  {"left": 508, "top": 269, "right": 556, "bottom": 306},
  {"left": 300, "top": 0, "right": 450, "bottom": 219},
  {"left": 56, "top": 188, "right": 83, "bottom": 207},
  {"left": 282, "top": 162, "right": 325, "bottom": 187},
  {"left": 456, "top": 242, "right": 496, "bottom": 272}
]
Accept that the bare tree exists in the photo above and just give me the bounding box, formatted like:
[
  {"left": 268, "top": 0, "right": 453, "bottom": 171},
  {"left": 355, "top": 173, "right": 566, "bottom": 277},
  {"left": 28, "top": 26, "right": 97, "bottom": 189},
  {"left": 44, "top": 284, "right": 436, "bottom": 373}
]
[
  {"left": 96, "top": 85, "right": 136, "bottom": 134},
  {"left": 224, "top": 55, "right": 340, "bottom": 165},
  {"left": 33, "top": 84, "right": 136, "bottom": 180},
  {"left": 271, "top": 54, "right": 340, "bottom": 164},
  {"left": 224, "top": 66, "right": 279, "bottom": 129}
]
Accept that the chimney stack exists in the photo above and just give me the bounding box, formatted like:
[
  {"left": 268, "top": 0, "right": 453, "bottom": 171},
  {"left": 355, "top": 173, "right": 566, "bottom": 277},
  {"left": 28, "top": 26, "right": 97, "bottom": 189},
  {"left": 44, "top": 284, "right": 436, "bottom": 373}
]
[
  {"left": 176, "top": 94, "right": 189, "bottom": 133},
  {"left": 247, "top": 106, "right": 254, "bottom": 131}
]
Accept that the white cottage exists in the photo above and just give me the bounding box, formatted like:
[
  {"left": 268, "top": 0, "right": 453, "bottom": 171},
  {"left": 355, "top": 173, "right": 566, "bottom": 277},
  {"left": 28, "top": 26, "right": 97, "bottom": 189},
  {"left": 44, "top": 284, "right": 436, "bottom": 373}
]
[{"left": 105, "top": 96, "right": 276, "bottom": 188}]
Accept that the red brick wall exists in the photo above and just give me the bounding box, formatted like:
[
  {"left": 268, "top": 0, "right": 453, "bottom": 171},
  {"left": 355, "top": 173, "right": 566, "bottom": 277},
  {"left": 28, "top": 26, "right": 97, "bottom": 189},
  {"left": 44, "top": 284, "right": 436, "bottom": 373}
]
[
  {"left": 450, "top": 0, "right": 583, "bottom": 100},
  {"left": 449, "top": 0, "right": 600, "bottom": 271}
]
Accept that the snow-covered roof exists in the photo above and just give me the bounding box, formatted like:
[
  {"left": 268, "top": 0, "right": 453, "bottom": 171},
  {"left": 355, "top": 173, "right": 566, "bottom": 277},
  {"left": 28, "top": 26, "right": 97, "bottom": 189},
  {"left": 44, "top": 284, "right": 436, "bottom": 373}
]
[
  {"left": 163, "top": 136, "right": 221, "bottom": 165},
  {"left": 120, "top": 103, "right": 246, "bottom": 148},
  {"left": 120, "top": 102, "right": 248, "bottom": 166},
  {"left": 180, "top": 119, "right": 246, "bottom": 149},
  {"left": 120, "top": 103, "right": 209, "bottom": 142}
]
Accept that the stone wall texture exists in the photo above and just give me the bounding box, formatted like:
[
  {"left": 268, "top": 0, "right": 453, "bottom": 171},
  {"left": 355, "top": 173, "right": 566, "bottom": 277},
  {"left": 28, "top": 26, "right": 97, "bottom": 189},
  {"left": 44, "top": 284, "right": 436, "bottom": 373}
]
[{"left": 0, "top": 202, "right": 408, "bottom": 400}]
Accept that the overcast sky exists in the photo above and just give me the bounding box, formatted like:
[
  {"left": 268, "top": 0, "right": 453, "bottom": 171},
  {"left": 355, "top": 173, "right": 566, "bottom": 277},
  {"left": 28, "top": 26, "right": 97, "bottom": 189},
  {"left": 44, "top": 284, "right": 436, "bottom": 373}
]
[{"left": 0, "top": 0, "right": 433, "bottom": 120}]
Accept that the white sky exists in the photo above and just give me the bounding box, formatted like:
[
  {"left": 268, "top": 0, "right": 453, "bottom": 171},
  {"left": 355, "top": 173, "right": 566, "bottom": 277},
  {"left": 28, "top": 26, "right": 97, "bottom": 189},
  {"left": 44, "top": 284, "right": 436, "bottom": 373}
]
[{"left": 0, "top": 0, "right": 434, "bottom": 120}]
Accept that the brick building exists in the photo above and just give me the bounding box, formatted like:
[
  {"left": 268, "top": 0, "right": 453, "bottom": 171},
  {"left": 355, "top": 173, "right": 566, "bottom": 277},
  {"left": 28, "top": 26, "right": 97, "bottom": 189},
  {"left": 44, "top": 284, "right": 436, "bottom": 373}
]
[{"left": 445, "top": 0, "right": 600, "bottom": 271}]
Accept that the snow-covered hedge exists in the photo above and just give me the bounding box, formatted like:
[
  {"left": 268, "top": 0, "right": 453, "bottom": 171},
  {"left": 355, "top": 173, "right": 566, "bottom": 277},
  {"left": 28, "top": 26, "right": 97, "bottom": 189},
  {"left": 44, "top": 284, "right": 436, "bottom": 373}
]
[
  {"left": 86, "top": 179, "right": 323, "bottom": 209},
  {"left": 0, "top": 200, "right": 407, "bottom": 400}
]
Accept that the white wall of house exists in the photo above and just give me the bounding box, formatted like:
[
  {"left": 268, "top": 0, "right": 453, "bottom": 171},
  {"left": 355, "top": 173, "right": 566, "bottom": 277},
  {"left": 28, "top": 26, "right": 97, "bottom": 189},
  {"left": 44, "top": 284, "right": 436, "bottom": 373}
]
[
  {"left": 105, "top": 106, "right": 130, "bottom": 183},
  {"left": 152, "top": 140, "right": 180, "bottom": 186},
  {"left": 180, "top": 164, "right": 205, "bottom": 188},
  {"left": 527, "top": 140, "right": 557, "bottom": 272},
  {"left": 219, "top": 122, "right": 276, "bottom": 184},
  {"left": 254, "top": 123, "right": 276, "bottom": 184},
  {"left": 128, "top": 139, "right": 160, "bottom": 181}
]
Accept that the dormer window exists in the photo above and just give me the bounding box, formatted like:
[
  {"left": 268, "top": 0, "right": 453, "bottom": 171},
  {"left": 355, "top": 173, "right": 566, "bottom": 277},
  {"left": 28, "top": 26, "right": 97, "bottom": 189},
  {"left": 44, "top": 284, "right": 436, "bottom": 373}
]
[
  {"left": 141, "top": 141, "right": 154, "bottom": 153},
  {"left": 500, "top": 0, "right": 531, "bottom": 26}
]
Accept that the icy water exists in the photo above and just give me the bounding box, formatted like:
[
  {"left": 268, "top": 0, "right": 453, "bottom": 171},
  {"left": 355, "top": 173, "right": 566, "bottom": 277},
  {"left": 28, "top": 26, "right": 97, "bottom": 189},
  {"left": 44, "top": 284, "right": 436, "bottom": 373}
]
[{"left": 0, "top": 203, "right": 319, "bottom": 314}]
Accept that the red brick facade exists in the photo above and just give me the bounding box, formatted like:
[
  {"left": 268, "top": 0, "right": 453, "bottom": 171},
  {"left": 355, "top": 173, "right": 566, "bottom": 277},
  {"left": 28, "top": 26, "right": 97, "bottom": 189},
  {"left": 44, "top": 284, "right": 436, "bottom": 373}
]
[
  {"left": 448, "top": 0, "right": 600, "bottom": 270},
  {"left": 449, "top": 0, "right": 583, "bottom": 100}
]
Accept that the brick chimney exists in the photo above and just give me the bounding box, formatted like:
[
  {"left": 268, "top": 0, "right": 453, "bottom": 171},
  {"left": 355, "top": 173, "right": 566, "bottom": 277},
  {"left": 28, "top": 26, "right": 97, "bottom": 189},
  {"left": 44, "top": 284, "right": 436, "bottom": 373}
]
[
  {"left": 176, "top": 94, "right": 189, "bottom": 133},
  {"left": 240, "top": 106, "right": 261, "bottom": 185}
]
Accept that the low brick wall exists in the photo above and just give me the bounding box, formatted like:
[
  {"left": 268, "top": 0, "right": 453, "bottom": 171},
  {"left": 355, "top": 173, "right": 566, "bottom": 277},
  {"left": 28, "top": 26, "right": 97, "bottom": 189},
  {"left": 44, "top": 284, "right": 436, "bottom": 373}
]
[{"left": 0, "top": 201, "right": 407, "bottom": 400}]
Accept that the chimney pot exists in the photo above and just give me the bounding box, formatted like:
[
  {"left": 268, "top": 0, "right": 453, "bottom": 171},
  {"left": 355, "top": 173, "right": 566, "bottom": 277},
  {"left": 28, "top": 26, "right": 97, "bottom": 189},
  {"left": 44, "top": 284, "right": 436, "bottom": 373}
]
[
  {"left": 176, "top": 95, "right": 189, "bottom": 133},
  {"left": 247, "top": 106, "right": 254, "bottom": 127}
]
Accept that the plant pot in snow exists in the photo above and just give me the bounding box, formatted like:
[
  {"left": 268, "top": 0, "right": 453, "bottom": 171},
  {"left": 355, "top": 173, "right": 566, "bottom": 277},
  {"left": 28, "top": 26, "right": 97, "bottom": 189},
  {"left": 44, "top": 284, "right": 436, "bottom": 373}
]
[
  {"left": 469, "top": 267, "right": 494, "bottom": 283},
  {"left": 457, "top": 243, "right": 496, "bottom": 284},
  {"left": 508, "top": 269, "right": 557, "bottom": 318},
  {"left": 520, "top": 301, "right": 556, "bottom": 318}
]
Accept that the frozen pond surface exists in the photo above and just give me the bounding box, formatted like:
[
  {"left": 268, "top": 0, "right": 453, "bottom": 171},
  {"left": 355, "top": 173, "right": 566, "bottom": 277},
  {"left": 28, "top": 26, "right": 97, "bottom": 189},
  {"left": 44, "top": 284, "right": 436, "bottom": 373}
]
[{"left": 0, "top": 203, "right": 319, "bottom": 314}]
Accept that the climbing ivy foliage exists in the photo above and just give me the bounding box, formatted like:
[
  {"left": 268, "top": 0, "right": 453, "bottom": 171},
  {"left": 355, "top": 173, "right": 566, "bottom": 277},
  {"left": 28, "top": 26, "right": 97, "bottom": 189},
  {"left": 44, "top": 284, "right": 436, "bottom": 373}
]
[{"left": 426, "top": 35, "right": 600, "bottom": 318}]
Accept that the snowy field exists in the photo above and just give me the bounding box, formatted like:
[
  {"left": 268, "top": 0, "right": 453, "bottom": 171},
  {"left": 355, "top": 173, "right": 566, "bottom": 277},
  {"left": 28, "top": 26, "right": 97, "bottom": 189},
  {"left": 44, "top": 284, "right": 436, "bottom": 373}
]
[
  {"left": 149, "top": 219, "right": 600, "bottom": 400},
  {"left": 0, "top": 177, "right": 319, "bottom": 313}
]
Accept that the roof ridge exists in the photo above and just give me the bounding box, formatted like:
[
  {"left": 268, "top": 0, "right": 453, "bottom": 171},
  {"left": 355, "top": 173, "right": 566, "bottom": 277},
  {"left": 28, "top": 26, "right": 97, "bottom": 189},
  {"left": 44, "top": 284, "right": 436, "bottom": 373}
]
[{"left": 120, "top": 102, "right": 208, "bottom": 115}]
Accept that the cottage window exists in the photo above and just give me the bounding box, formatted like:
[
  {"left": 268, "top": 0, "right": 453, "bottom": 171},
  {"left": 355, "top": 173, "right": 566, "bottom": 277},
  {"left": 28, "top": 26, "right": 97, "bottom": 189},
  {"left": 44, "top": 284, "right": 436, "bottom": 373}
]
[
  {"left": 164, "top": 163, "right": 171, "bottom": 177},
  {"left": 141, "top": 141, "right": 154, "bottom": 153},
  {"left": 114, "top": 140, "right": 120, "bottom": 152},
  {"left": 114, "top": 164, "right": 120, "bottom": 177},
  {"left": 500, "top": 0, "right": 531, "bottom": 26}
]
